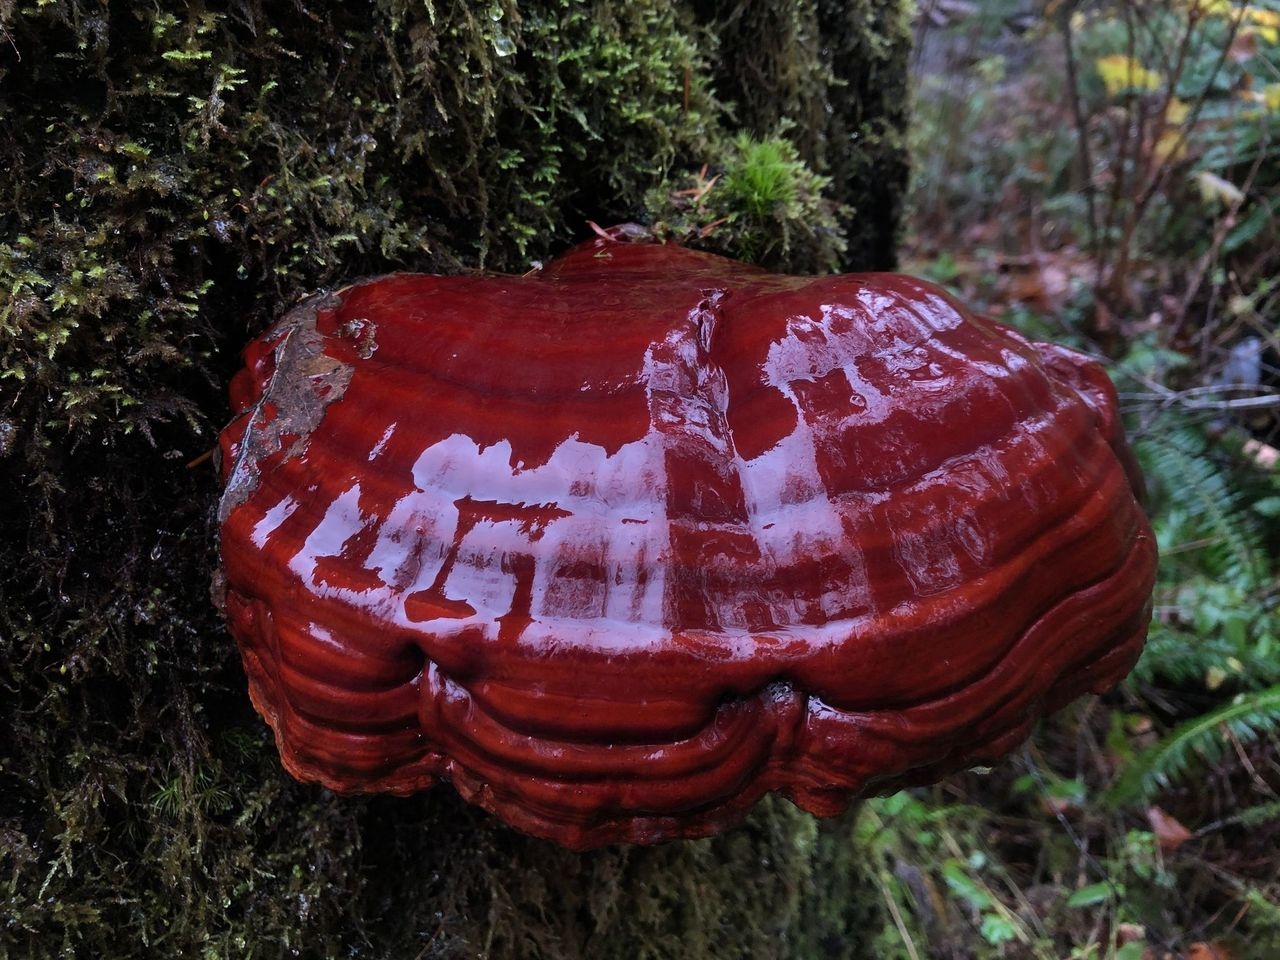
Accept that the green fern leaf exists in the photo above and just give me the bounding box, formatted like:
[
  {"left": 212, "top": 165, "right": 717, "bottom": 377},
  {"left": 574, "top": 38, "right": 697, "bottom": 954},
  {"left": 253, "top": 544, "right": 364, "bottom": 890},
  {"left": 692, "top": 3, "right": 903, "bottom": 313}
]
[
  {"left": 1137, "top": 427, "right": 1266, "bottom": 589},
  {"left": 1106, "top": 685, "right": 1280, "bottom": 807}
]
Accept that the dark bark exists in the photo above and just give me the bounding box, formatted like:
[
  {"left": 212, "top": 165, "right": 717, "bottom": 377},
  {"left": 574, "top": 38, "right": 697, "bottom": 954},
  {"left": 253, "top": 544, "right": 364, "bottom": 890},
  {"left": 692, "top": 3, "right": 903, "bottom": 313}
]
[{"left": 0, "top": 2, "right": 909, "bottom": 955}]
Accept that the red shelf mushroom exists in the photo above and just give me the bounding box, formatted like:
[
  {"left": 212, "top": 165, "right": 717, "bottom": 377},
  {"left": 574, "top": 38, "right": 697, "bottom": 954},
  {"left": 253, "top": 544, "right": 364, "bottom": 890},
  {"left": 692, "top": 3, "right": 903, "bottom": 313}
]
[{"left": 217, "top": 234, "right": 1156, "bottom": 849}]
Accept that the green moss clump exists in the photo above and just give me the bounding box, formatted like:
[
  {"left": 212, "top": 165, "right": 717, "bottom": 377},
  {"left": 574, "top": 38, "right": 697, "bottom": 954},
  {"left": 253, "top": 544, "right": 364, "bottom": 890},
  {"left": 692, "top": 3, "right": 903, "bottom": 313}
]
[
  {"left": 0, "top": 0, "right": 910, "bottom": 956},
  {"left": 689, "top": 0, "right": 913, "bottom": 271},
  {"left": 648, "top": 132, "right": 849, "bottom": 273}
]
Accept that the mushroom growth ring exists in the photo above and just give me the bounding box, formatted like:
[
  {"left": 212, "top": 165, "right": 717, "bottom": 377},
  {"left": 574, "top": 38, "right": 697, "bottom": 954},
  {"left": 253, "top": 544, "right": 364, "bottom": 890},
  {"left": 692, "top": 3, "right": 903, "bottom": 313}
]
[{"left": 217, "top": 235, "right": 1157, "bottom": 849}]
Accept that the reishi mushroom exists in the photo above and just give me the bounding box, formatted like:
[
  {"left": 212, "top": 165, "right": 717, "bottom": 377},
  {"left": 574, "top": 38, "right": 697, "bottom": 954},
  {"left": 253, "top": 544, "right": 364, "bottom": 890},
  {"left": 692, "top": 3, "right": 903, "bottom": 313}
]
[{"left": 216, "top": 233, "right": 1157, "bottom": 849}]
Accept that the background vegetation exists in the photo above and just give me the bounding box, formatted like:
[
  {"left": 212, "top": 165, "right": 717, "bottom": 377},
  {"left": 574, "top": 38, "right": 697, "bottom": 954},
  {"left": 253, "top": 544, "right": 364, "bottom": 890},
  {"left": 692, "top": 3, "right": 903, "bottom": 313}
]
[{"left": 877, "top": 0, "right": 1280, "bottom": 957}]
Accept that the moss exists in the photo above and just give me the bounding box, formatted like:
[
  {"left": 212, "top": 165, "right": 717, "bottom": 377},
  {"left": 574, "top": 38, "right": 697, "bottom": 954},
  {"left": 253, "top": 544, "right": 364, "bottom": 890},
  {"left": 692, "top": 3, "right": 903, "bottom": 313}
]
[
  {"left": 0, "top": 0, "right": 910, "bottom": 956},
  {"left": 688, "top": 0, "right": 913, "bottom": 271},
  {"left": 648, "top": 132, "right": 849, "bottom": 273}
]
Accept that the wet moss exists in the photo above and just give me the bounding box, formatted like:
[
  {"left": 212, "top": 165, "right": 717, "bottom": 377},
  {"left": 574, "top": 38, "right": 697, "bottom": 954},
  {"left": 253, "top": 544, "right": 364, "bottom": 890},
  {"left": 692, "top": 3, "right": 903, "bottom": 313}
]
[
  {"left": 648, "top": 132, "right": 850, "bottom": 273},
  {"left": 691, "top": 0, "right": 913, "bottom": 270},
  {"left": 0, "top": 1, "right": 909, "bottom": 956}
]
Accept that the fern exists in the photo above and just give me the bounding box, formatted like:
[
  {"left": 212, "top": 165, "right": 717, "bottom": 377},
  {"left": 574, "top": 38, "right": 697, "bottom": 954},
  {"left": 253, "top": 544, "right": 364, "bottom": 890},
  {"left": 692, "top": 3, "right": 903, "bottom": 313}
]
[
  {"left": 1106, "top": 685, "right": 1280, "bottom": 807},
  {"left": 1141, "top": 624, "right": 1269, "bottom": 691},
  {"left": 1136, "top": 425, "right": 1267, "bottom": 591},
  {"left": 1132, "top": 621, "right": 1280, "bottom": 688},
  {"left": 1131, "top": 419, "right": 1275, "bottom": 690}
]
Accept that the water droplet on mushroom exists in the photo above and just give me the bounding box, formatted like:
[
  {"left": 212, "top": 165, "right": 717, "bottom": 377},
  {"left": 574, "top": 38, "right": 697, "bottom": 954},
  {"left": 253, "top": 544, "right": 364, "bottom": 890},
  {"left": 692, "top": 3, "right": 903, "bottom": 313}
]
[{"left": 488, "top": 3, "right": 504, "bottom": 20}]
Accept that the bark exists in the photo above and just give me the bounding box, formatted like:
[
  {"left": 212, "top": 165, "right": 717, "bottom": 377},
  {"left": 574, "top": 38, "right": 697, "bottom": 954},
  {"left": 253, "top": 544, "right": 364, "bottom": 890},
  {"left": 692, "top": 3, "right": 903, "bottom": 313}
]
[{"left": 0, "top": 2, "right": 909, "bottom": 955}]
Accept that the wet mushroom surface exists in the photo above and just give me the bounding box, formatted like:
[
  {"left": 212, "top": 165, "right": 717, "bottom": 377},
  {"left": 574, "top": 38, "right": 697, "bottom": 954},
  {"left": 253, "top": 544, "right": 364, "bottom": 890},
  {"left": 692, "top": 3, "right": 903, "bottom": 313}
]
[{"left": 216, "top": 235, "right": 1157, "bottom": 849}]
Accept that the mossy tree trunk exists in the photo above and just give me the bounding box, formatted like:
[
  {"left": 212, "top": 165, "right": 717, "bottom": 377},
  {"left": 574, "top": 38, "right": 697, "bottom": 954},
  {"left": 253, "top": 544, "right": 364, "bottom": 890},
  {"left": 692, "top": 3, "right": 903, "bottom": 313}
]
[
  {"left": 695, "top": 0, "right": 911, "bottom": 270},
  {"left": 0, "top": 2, "right": 909, "bottom": 956}
]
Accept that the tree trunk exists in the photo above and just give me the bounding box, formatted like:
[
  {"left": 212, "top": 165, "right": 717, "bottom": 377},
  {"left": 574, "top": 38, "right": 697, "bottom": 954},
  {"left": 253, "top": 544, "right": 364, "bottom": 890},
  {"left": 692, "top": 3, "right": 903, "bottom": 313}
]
[{"left": 0, "top": 2, "right": 909, "bottom": 956}]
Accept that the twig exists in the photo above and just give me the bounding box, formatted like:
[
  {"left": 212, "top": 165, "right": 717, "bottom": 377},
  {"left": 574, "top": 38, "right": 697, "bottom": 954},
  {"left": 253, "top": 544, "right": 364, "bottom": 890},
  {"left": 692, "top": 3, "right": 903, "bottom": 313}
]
[
  {"left": 937, "top": 826, "right": 1042, "bottom": 950},
  {"left": 1224, "top": 724, "right": 1280, "bottom": 800},
  {"left": 1059, "top": 5, "right": 1100, "bottom": 264},
  {"left": 1174, "top": 116, "right": 1271, "bottom": 341},
  {"left": 1117, "top": 379, "right": 1280, "bottom": 412},
  {"left": 186, "top": 447, "right": 216, "bottom": 470},
  {"left": 1124, "top": 0, "right": 1247, "bottom": 258},
  {"left": 1099, "top": 0, "right": 1144, "bottom": 295},
  {"left": 871, "top": 867, "right": 923, "bottom": 960}
]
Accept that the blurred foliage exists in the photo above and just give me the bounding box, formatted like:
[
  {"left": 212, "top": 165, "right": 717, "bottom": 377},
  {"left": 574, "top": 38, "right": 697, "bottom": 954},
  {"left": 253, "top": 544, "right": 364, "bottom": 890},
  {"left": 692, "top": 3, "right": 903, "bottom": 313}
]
[
  {"left": 891, "top": 0, "right": 1280, "bottom": 957},
  {"left": 0, "top": 0, "right": 912, "bottom": 956}
]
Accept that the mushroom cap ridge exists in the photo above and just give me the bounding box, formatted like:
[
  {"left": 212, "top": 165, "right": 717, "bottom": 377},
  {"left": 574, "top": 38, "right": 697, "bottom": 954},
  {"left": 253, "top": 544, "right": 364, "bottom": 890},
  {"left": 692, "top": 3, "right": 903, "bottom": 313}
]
[{"left": 217, "top": 236, "right": 1157, "bottom": 849}]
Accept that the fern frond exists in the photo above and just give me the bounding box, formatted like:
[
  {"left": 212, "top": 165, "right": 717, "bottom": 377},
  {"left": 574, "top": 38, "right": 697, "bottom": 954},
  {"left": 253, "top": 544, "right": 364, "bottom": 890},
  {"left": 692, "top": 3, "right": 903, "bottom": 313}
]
[
  {"left": 1137, "top": 427, "right": 1267, "bottom": 590},
  {"left": 1129, "top": 628, "right": 1210, "bottom": 687},
  {"left": 1105, "top": 685, "right": 1280, "bottom": 807},
  {"left": 1130, "top": 622, "right": 1280, "bottom": 688}
]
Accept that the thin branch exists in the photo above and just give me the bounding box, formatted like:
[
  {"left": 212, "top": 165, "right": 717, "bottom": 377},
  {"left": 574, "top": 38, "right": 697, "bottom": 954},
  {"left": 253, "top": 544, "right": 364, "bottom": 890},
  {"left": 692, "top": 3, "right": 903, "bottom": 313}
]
[
  {"left": 1118, "top": 379, "right": 1280, "bottom": 412},
  {"left": 1130, "top": 2, "right": 1247, "bottom": 220},
  {"left": 1059, "top": 5, "right": 1100, "bottom": 264},
  {"left": 1174, "top": 108, "right": 1272, "bottom": 339},
  {"left": 871, "top": 867, "right": 923, "bottom": 960}
]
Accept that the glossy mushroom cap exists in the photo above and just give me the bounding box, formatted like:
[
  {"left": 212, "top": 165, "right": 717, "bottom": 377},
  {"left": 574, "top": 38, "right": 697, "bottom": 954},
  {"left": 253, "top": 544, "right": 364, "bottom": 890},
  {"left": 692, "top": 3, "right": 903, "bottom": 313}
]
[{"left": 217, "top": 236, "right": 1156, "bottom": 849}]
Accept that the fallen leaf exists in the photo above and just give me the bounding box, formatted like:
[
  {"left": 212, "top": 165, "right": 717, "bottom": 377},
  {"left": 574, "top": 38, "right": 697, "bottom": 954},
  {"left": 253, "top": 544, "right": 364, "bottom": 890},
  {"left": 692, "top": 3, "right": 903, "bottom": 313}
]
[
  {"left": 1187, "top": 942, "right": 1232, "bottom": 960},
  {"left": 1248, "top": 6, "right": 1280, "bottom": 27},
  {"left": 1146, "top": 806, "right": 1193, "bottom": 852}
]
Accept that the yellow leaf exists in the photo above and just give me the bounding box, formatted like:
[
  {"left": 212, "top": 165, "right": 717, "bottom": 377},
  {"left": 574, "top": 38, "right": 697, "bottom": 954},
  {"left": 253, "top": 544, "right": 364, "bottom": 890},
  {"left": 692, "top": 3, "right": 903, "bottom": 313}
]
[
  {"left": 1195, "top": 0, "right": 1236, "bottom": 18},
  {"left": 1095, "top": 55, "right": 1164, "bottom": 96},
  {"left": 1194, "top": 170, "right": 1245, "bottom": 206},
  {"left": 1246, "top": 7, "right": 1280, "bottom": 28},
  {"left": 1244, "top": 84, "right": 1280, "bottom": 111},
  {"left": 1155, "top": 130, "right": 1187, "bottom": 163},
  {"left": 1197, "top": 0, "right": 1280, "bottom": 31},
  {"left": 1158, "top": 98, "right": 1191, "bottom": 161}
]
